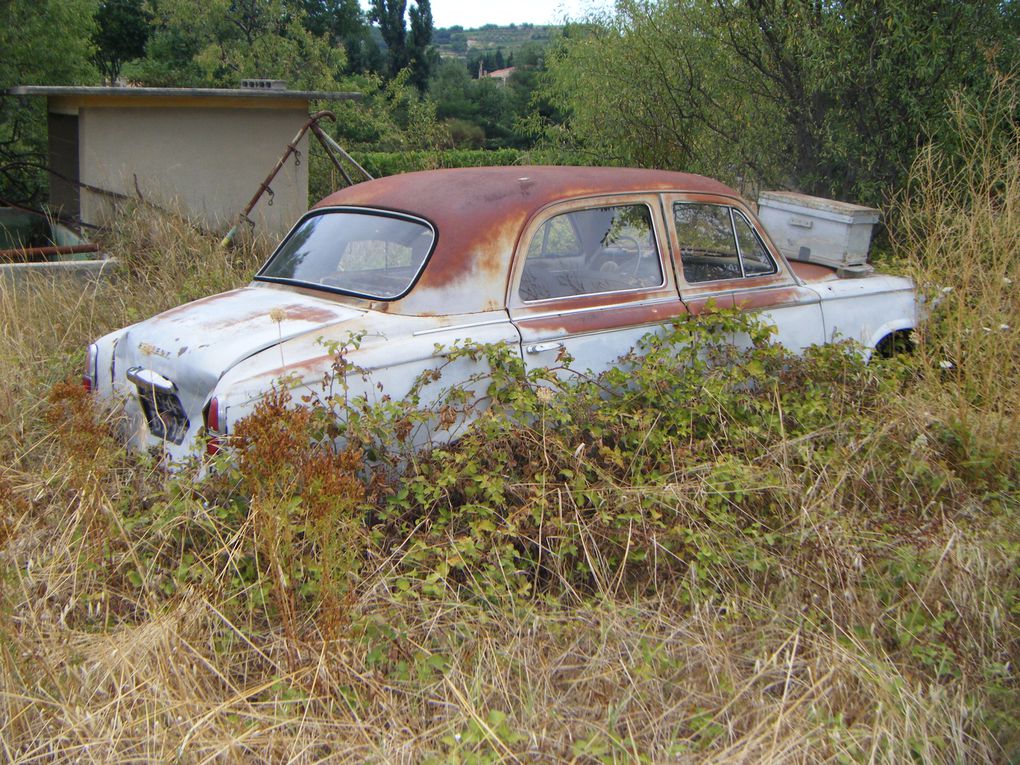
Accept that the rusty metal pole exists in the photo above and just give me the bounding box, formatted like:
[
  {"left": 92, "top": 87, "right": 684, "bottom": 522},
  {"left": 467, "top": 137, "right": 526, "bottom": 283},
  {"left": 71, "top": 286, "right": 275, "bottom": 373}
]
[
  {"left": 219, "top": 110, "right": 336, "bottom": 248},
  {"left": 311, "top": 126, "right": 374, "bottom": 183},
  {"left": 308, "top": 122, "right": 354, "bottom": 187},
  {"left": 0, "top": 243, "right": 100, "bottom": 262}
]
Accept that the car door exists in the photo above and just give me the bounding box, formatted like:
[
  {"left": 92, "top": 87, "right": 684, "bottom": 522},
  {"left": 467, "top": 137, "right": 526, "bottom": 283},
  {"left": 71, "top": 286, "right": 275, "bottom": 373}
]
[
  {"left": 507, "top": 194, "right": 688, "bottom": 376},
  {"left": 664, "top": 195, "right": 826, "bottom": 352}
]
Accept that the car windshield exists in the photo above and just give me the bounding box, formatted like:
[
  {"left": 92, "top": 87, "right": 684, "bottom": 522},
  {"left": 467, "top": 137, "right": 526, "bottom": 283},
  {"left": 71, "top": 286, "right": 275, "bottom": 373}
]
[{"left": 256, "top": 210, "right": 436, "bottom": 300}]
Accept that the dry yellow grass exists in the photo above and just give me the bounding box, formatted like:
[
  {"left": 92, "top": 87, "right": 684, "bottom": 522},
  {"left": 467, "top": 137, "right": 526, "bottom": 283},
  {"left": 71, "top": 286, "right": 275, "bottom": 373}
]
[{"left": 1, "top": 583, "right": 1008, "bottom": 763}]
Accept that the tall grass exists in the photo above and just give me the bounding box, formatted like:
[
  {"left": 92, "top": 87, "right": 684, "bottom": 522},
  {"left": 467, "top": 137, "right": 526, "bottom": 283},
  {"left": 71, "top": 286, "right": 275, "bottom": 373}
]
[
  {"left": 0, "top": 207, "right": 265, "bottom": 466},
  {"left": 894, "top": 75, "right": 1020, "bottom": 480},
  {"left": 0, "top": 97, "right": 1018, "bottom": 762}
]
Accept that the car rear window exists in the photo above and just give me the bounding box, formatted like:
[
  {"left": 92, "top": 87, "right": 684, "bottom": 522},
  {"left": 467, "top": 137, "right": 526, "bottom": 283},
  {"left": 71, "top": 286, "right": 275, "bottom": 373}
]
[{"left": 256, "top": 209, "right": 436, "bottom": 300}]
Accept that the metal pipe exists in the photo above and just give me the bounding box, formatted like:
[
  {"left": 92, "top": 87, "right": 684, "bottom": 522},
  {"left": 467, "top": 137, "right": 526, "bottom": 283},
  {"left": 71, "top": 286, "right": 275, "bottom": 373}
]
[
  {"left": 0, "top": 243, "right": 100, "bottom": 261},
  {"left": 313, "top": 128, "right": 374, "bottom": 182},
  {"left": 309, "top": 122, "right": 353, "bottom": 187}
]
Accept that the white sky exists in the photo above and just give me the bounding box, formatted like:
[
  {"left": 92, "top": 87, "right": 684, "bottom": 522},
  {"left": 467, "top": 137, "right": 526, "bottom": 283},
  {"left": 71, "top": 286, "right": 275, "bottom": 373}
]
[{"left": 361, "top": 0, "right": 610, "bottom": 30}]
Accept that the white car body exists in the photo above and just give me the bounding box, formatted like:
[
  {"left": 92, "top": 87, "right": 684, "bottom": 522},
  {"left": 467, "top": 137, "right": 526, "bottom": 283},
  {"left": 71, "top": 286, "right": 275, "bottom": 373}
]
[{"left": 84, "top": 167, "right": 916, "bottom": 461}]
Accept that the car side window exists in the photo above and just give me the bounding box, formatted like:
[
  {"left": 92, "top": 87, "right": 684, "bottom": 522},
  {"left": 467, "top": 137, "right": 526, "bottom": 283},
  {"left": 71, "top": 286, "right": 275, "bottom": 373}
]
[
  {"left": 674, "top": 204, "right": 741, "bottom": 282},
  {"left": 733, "top": 210, "right": 777, "bottom": 277},
  {"left": 526, "top": 214, "right": 581, "bottom": 260},
  {"left": 519, "top": 204, "right": 663, "bottom": 301},
  {"left": 674, "top": 203, "right": 777, "bottom": 283}
]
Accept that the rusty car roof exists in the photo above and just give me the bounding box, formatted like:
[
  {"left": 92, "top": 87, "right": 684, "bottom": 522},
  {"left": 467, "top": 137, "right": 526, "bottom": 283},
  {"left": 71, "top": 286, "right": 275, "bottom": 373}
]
[{"left": 313, "top": 166, "right": 740, "bottom": 315}]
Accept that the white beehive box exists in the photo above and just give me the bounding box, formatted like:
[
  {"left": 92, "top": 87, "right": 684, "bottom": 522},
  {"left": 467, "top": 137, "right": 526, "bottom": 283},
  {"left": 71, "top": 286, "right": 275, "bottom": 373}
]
[{"left": 757, "top": 191, "right": 880, "bottom": 270}]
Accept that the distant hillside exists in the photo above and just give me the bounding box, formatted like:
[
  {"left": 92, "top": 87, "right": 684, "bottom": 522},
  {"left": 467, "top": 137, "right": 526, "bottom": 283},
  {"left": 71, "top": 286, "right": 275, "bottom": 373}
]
[{"left": 433, "top": 23, "right": 559, "bottom": 58}]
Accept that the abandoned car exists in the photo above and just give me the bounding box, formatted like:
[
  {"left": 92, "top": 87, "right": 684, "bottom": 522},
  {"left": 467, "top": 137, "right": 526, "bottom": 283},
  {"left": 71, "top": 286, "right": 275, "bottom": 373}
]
[{"left": 83, "top": 166, "right": 917, "bottom": 461}]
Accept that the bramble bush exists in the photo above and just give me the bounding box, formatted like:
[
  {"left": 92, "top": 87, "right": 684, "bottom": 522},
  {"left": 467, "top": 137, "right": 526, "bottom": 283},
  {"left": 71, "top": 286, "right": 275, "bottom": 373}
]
[
  {"left": 10, "top": 294, "right": 1017, "bottom": 761},
  {"left": 214, "top": 310, "right": 958, "bottom": 619}
]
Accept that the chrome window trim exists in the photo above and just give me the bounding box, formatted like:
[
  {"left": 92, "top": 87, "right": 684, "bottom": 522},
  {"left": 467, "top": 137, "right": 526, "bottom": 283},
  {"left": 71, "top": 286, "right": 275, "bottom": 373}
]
[
  {"left": 517, "top": 295, "right": 678, "bottom": 322},
  {"left": 412, "top": 317, "right": 511, "bottom": 337},
  {"left": 731, "top": 208, "right": 778, "bottom": 279}
]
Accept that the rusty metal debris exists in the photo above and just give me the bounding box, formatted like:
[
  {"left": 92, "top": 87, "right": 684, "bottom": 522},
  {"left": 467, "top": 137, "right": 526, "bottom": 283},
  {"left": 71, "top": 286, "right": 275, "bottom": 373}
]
[
  {"left": 0, "top": 206, "right": 98, "bottom": 262},
  {"left": 0, "top": 243, "right": 99, "bottom": 262},
  {"left": 220, "top": 111, "right": 374, "bottom": 248},
  {"left": 308, "top": 123, "right": 374, "bottom": 187}
]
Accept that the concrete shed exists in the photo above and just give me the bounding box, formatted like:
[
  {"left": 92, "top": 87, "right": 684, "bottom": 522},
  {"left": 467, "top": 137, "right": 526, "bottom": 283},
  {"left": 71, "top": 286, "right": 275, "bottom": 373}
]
[{"left": 7, "top": 84, "right": 360, "bottom": 236}]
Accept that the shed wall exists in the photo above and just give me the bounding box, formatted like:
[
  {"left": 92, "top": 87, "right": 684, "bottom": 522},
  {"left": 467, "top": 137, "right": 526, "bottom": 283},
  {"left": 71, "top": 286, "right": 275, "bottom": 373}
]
[{"left": 78, "top": 106, "right": 308, "bottom": 236}]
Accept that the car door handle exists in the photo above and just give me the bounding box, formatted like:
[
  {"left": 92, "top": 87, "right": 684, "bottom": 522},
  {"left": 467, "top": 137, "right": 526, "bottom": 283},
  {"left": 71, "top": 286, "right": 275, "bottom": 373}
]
[{"left": 526, "top": 341, "right": 565, "bottom": 355}]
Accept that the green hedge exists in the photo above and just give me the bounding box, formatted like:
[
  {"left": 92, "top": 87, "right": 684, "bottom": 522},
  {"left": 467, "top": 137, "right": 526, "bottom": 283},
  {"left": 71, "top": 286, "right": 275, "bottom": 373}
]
[{"left": 310, "top": 148, "right": 573, "bottom": 201}]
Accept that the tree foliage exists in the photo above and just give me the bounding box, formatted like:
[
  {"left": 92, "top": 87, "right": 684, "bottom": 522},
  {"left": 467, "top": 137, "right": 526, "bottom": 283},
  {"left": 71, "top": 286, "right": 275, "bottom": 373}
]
[
  {"left": 370, "top": 0, "right": 408, "bottom": 77},
  {"left": 717, "top": 0, "right": 1018, "bottom": 201},
  {"left": 427, "top": 38, "right": 551, "bottom": 150},
  {"left": 299, "top": 0, "right": 381, "bottom": 73},
  {"left": 369, "top": 0, "right": 433, "bottom": 91},
  {"left": 541, "top": 4, "right": 770, "bottom": 183},
  {"left": 430, "top": 61, "right": 509, "bottom": 121},
  {"left": 541, "top": 0, "right": 1019, "bottom": 203},
  {"left": 299, "top": 0, "right": 362, "bottom": 45},
  {"left": 92, "top": 0, "right": 150, "bottom": 84},
  {"left": 406, "top": 0, "right": 434, "bottom": 93},
  {"left": 128, "top": 0, "right": 346, "bottom": 89},
  {"left": 0, "top": 0, "right": 99, "bottom": 203}
]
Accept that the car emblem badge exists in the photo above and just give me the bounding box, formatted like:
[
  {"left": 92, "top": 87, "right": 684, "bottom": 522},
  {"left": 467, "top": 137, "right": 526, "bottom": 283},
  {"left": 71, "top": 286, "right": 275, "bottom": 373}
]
[{"left": 138, "top": 342, "right": 171, "bottom": 358}]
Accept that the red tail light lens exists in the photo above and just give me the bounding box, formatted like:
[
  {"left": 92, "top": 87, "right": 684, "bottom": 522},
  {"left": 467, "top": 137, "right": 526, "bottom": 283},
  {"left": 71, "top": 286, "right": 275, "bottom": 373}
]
[
  {"left": 204, "top": 396, "right": 221, "bottom": 455},
  {"left": 83, "top": 344, "right": 98, "bottom": 392}
]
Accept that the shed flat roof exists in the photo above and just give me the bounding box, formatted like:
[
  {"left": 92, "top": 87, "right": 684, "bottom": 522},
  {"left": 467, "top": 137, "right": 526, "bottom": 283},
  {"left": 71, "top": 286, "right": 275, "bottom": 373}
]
[{"left": 7, "top": 86, "right": 361, "bottom": 101}]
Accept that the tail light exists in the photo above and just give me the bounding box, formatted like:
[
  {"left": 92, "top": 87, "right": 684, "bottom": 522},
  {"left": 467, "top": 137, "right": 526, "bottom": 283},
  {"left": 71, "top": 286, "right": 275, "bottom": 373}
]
[
  {"left": 204, "top": 396, "right": 222, "bottom": 455},
  {"left": 83, "top": 343, "right": 99, "bottom": 392}
]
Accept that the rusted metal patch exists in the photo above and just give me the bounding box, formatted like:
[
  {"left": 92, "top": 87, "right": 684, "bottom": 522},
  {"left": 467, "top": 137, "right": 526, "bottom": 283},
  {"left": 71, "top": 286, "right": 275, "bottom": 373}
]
[
  {"left": 516, "top": 299, "right": 688, "bottom": 336},
  {"left": 731, "top": 286, "right": 807, "bottom": 311},
  {"left": 787, "top": 261, "right": 839, "bottom": 283}
]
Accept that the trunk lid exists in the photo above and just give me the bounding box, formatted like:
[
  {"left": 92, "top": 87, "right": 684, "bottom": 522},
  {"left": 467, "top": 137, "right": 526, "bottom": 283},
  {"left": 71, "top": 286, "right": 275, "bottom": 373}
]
[{"left": 112, "top": 285, "right": 364, "bottom": 452}]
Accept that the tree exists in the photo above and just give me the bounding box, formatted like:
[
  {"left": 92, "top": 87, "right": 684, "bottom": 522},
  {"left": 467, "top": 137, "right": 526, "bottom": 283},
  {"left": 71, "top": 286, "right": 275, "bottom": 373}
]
[
  {"left": 540, "top": 0, "right": 1019, "bottom": 203},
  {"left": 0, "top": 0, "right": 99, "bottom": 204},
  {"left": 129, "top": 0, "right": 346, "bottom": 90},
  {"left": 369, "top": 0, "right": 432, "bottom": 90},
  {"left": 406, "top": 0, "right": 433, "bottom": 92},
  {"left": 430, "top": 58, "right": 478, "bottom": 122},
  {"left": 710, "top": 0, "right": 1016, "bottom": 201},
  {"left": 297, "top": 0, "right": 380, "bottom": 73},
  {"left": 130, "top": 20, "right": 205, "bottom": 86},
  {"left": 299, "top": 0, "right": 361, "bottom": 45},
  {"left": 92, "top": 0, "right": 151, "bottom": 84},
  {"left": 540, "top": 8, "right": 751, "bottom": 173},
  {"left": 369, "top": 0, "right": 408, "bottom": 77}
]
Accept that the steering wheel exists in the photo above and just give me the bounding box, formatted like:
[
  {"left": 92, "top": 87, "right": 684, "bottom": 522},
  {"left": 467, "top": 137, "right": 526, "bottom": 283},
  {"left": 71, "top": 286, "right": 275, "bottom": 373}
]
[{"left": 613, "top": 235, "right": 646, "bottom": 277}]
